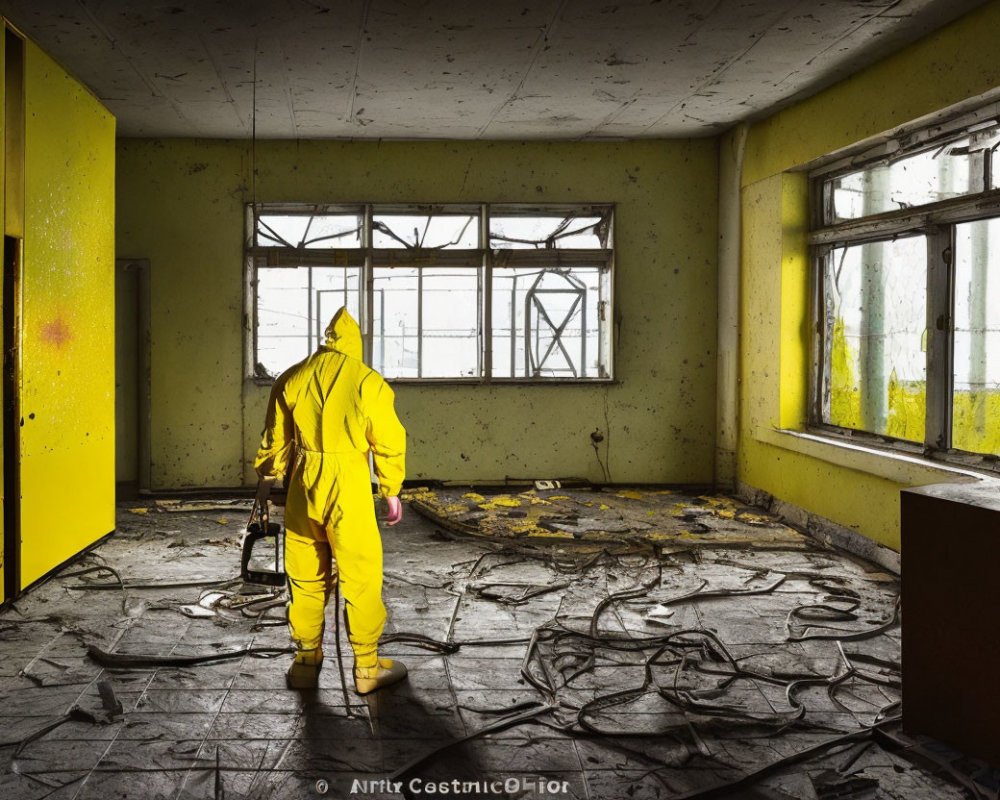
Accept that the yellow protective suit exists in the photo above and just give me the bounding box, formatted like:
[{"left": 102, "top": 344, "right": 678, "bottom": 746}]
[{"left": 255, "top": 308, "right": 406, "bottom": 669}]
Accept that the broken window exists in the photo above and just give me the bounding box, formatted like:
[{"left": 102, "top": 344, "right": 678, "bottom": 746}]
[
  {"left": 255, "top": 207, "right": 363, "bottom": 249},
  {"left": 489, "top": 209, "right": 611, "bottom": 250},
  {"left": 488, "top": 207, "right": 612, "bottom": 379},
  {"left": 248, "top": 204, "right": 614, "bottom": 382},
  {"left": 255, "top": 265, "right": 362, "bottom": 378},
  {"left": 825, "top": 133, "right": 994, "bottom": 223},
  {"left": 952, "top": 219, "right": 1000, "bottom": 456},
  {"left": 820, "top": 237, "right": 927, "bottom": 442},
  {"left": 812, "top": 105, "right": 1000, "bottom": 465},
  {"left": 373, "top": 209, "right": 478, "bottom": 250},
  {"left": 491, "top": 266, "right": 609, "bottom": 379},
  {"left": 372, "top": 267, "right": 480, "bottom": 378}
]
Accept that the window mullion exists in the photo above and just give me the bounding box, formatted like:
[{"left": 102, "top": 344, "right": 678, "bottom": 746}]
[
  {"left": 417, "top": 267, "right": 423, "bottom": 379},
  {"left": 925, "top": 225, "right": 956, "bottom": 451},
  {"left": 306, "top": 267, "right": 314, "bottom": 358},
  {"left": 481, "top": 203, "right": 491, "bottom": 381},
  {"left": 248, "top": 254, "right": 265, "bottom": 378},
  {"left": 363, "top": 205, "right": 374, "bottom": 365},
  {"left": 809, "top": 248, "right": 829, "bottom": 425}
]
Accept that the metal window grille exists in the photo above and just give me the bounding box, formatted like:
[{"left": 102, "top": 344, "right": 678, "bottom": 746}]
[
  {"left": 809, "top": 105, "right": 1000, "bottom": 465},
  {"left": 247, "top": 203, "right": 614, "bottom": 383}
]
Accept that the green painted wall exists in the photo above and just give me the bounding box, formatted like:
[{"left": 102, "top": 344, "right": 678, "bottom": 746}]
[
  {"left": 19, "top": 42, "right": 116, "bottom": 586},
  {"left": 116, "top": 139, "right": 720, "bottom": 489},
  {"left": 737, "top": 1, "right": 1000, "bottom": 550}
]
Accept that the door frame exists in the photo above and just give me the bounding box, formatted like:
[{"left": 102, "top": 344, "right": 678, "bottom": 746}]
[
  {"left": 3, "top": 24, "right": 25, "bottom": 603},
  {"left": 115, "top": 258, "right": 152, "bottom": 495},
  {"left": 3, "top": 236, "right": 22, "bottom": 601}
]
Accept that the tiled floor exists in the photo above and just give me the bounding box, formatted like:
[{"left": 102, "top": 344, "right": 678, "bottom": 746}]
[{"left": 0, "top": 487, "right": 995, "bottom": 799}]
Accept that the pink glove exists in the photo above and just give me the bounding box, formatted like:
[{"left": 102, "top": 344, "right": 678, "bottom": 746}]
[{"left": 385, "top": 495, "right": 403, "bottom": 526}]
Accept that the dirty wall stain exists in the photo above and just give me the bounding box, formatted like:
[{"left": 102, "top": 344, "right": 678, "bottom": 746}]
[{"left": 40, "top": 317, "right": 72, "bottom": 349}]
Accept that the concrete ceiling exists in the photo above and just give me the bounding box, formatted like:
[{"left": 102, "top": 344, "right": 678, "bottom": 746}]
[{"left": 0, "top": 0, "right": 990, "bottom": 140}]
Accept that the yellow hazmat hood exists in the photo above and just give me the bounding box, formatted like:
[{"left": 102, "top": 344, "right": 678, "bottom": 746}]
[{"left": 323, "top": 307, "right": 363, "bottom": 360}]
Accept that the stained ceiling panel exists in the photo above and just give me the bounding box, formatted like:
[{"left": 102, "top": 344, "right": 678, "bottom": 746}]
[{"left": 0, "top": 0, "right": 990, "bottom": 139}]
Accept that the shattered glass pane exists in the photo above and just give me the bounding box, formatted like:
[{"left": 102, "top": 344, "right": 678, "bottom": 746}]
[
  {"left": 826, "top": 132, "right": 994, "bottom": 223},
  {"left": 490, "top": 211, "right": 610, "bottom": 249},
  {"left": 491, "top": 267, "right": 609, "bottom": 379},
  {"left": 823, "top": 237, "right": 927, "bottom": 441},
  {"left": 256, "top": 266, "right": 362, "bottom": 377},
  {"left": 251, "top": 204, "right": 616, "bottom": 381},
  {"left": 372, "top": 213, "right": 477, "bottom": 249},
  {"left": 373, "top": 267, "right": 479, "bottom": 378},
  {"left": 256, "top": 212, "right": 362, "bottom": 248},
  {"left": 952, "top": 218, "right": 1000, "bottom": 455}
]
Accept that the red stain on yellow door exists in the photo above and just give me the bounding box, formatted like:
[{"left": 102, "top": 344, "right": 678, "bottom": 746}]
[{"left": 41, "top": 318, "right": 72, "bottom": 348}]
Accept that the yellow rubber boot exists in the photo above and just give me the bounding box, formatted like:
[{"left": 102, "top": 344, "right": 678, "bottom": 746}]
[
  {"left": 354, "top": 658, "right": 407, "bottom": 695},
  {"left": 287, "top": 647, "right": 324, "bottom": 689}
]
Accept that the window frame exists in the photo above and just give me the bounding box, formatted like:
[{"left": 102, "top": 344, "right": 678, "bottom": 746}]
[
  {"left": 808, "top": 104, "right": 1000, "bottom": 472},
  {"left": 245, "top": 202, "right": 615, "bottom": 384}
]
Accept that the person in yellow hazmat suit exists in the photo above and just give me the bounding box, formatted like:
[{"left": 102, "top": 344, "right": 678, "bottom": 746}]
[{"left": 255, "top": 307, "right": 407, "bottom": 693}]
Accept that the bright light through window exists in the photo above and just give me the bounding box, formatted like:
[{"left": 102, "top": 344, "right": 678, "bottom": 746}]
[
  {"left": 256, "top": 266, "right": 361, "bottom": 376},
  {"left": 822, "top": 238, "right": 927, "bottom": 442},
  {"left": 250, "top": 204, "right": 614, "bottom": 382},
  {"left": 814, "top": 109, "right": 1000, "bottom": 463}
]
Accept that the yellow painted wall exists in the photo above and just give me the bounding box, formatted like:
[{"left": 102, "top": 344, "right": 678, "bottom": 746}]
[
  {"left": 737, "top": 1, "right": 1000, "bottom": 549},
  {"left": 18, "top": 42, "right": 115, "bottom": 586},
  {"left": 115, "top": 139, "right": 719, "bottom": 489}
]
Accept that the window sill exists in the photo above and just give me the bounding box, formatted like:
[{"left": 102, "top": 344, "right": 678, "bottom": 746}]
[
  {"left": 752, "top": 426, "right": 987, "bottom": 485},
  {"left": 385, "top": 377, "right": 617, "bottom": 386},
  {"left": 245, "top": 375, "right": 618, "bottom": 387}
]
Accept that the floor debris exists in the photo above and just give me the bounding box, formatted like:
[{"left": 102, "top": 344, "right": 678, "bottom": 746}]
[{"left": 0, "top": 487, "right": 996, "bottom": 800}]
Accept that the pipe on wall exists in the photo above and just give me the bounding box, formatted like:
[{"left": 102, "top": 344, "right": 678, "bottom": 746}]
[{"left": 715, "top": 123, "right": 749, "bottom": 489}]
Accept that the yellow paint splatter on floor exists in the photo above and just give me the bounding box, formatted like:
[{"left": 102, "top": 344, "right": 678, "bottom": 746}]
[
  {"left": 479, "top": 495, "right": 524, "bottom": 509},
  {"left": 405, "top": 486, "right": 807, "bottom": 548}
]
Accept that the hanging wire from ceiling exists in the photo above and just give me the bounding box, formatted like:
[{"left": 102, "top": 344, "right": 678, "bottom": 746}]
[{"left": 251, "top": 38, "right": 258, "bottom": 211}]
